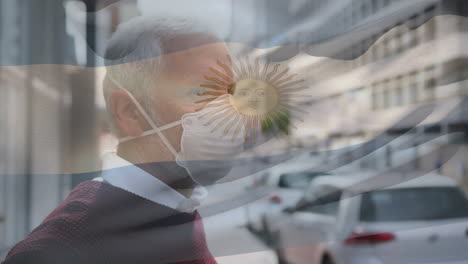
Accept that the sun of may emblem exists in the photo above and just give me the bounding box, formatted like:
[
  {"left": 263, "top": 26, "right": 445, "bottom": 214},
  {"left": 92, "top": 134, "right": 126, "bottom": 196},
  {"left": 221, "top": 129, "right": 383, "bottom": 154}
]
[{"left": 196, "top": 55, "right": 310, "bottom": 140}]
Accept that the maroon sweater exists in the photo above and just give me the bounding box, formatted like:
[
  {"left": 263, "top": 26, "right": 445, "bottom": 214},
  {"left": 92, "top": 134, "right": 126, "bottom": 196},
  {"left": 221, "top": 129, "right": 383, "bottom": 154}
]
[{"left": 2, "top": 181, "right": 217, "bottom": 264}]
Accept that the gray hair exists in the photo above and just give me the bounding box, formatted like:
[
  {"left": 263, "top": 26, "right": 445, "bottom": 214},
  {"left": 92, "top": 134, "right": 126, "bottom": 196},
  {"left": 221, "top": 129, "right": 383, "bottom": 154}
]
[{"left": 103, "top": 16, "right": 217, "bottom": 135}]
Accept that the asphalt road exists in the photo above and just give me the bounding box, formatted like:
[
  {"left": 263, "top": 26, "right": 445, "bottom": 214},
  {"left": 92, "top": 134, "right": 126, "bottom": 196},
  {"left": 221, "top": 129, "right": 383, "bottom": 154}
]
[{"left": 203, "top": 206, "right": 278, "bottom": 264}]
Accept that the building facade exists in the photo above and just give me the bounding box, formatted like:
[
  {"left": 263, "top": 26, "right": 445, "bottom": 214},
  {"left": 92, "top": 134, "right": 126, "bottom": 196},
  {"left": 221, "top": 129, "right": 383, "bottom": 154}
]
[
  {"left": 295, "top": 0, "right": 468, "bottom": 188},
  {"left": 0, "top": 0, "right": 101, "bottom": 253}
]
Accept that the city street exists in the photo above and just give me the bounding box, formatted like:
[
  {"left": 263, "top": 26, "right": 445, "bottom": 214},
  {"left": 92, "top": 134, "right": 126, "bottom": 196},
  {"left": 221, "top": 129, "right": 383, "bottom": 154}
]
[
  {"left": 202, "top": 181, "right": 278, "bottom": 264},
  {"left": 206, "top": 220, "right": 277, "bottom": 264}
]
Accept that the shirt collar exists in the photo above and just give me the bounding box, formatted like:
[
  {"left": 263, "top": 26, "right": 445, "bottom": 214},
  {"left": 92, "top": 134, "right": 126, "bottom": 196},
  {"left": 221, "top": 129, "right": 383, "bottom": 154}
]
[{"left": 99, "top": 152, "right": 207, "bottom": 213}]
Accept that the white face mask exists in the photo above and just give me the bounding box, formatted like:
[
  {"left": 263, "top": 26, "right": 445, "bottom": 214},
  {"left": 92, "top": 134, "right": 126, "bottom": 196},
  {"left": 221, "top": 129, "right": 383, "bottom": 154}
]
[{"left": 109, "top": 77, "right": 245, "bottom": 186}]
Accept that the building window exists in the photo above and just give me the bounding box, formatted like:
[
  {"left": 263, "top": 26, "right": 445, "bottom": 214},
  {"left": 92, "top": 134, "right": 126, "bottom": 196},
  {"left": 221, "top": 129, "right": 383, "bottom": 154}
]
[
  {"left": 383, "top": 81, "right": 390, "bottom": 108},
  {"left": 370, "top": 45, "right": 377, "bottom": 63},
  {"left": 407, "top": 15, "right": 419, "bottom": 48},
  {"left": 395, "top": 76, "right": 404, "bottom": 106},
  {"left": 383, "top": 89, "right": 390, "bottom": 109},
  {"left": 408, "top": 72, "right": 419, "bottom": 103},
  {"left": 370, "top": 0, "right": 377, "bottom": 14},
  {"left": 361, "top": 4, "right": 366, "bottom": 19},
  {"left": 372, "top": 84, "right": 378, "bottom": 110},
  {"left": 370, "top": 34, "right": 378, "bottom": 62},
  {"left": 352, "top": 44, "right": 363, "bottom": 67},
  {"left": 458, "top": 17, "right": 468, "bottom": 32},
  {"left": 394, "top": 25, "right": 403, "bottom": 54},
  {"left": 424, "top": 65, "right": 436, "bottom": 100},
  {"left": 372, "top": 93, "right": 378, "bottom": 110},
  {"left": 395, "top": 87, "right": 404, "bottom": 106},
  {"left": 343, "top": 15, "right": 350, "bottom": 30},
  {"left": 382, "top": 35, "right": 390, "bottom": 58},
  {"left": 424, "top": 6, "right": 436, "bottom": 41},
  {"left": 352, "top": 9, "right": 358, "bottom": 25},
  {"left": 458, "top": 1, "right": 468, "bottom": 32},
  {"left": 371, "top": 0, "right": 379, "bottom": 14},
  {"left": 362, "top": 41, "right": 370, "bottom": 64}
]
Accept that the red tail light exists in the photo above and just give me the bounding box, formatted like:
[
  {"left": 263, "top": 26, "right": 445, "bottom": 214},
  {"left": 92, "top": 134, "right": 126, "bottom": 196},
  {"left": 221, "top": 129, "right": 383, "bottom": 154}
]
[
  {"left": 345, "top": 232, "right": 395, "bottom": 245},
  {"left": 269, "top": 195, "right": 282, "bottom": 204}
]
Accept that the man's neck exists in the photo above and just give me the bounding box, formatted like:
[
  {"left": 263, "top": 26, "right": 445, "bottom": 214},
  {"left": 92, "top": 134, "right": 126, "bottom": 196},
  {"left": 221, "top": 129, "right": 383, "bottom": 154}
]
[{"left": 116, "top": 145, "right": 196, "bottom": 198}]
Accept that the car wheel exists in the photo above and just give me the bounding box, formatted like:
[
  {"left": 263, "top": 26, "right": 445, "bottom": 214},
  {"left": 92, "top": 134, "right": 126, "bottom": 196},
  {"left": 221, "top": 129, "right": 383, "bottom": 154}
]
[
  {"left": 261, "top": 215, "right": 274, "bottom": 246},
  {"left": 272, "top": 231, "right": 288, "bottom": 264},
  {"left": 321, "top": 254, "right": 335, "bottom": 264}
]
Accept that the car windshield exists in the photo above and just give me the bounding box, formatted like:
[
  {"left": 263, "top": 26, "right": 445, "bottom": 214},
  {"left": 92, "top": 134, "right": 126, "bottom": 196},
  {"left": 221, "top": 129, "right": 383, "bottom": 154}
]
[
  {"left": 278, "top": 172, "right": 327, "bottom": 190},
  {"left": 360, "top": 187, "right": 468, "bottom": 222}
]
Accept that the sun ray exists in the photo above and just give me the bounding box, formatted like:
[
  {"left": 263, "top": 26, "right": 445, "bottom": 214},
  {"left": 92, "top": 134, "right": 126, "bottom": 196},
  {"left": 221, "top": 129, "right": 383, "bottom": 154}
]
[
  {"left": 272, "top": 110, "right": 298, "bottom": 130},
  {"left": 277, "top": 79, "right": 305, "bottom": 89},
  {"left": 237, "top": 57, "right": 248, "bottom": 78},
  {"left": 280, "top": 94, "right": 313, "bottom": 98},
  {"left": 211, "top": 110, "right": 237, "bottom": 133},
  {"left": 226, "top": 55, "right": 233, "bottom": 64},
  {"left": 266, "top": 64, "right": 280, "bottom": 81},
  {"left": 217, "top": 60, "right": 234, "bottom": 79},
  {"left": 223, "top": 113, "right": 241, "bottom": 138},
  {"left": 196, "top": 100, "right": 230, "bottom": 111},
  {"left": 226, "top": 55, "right": 241, "bottom": 78},
  {"left": 277, "top": 108, "right": 304, "bottom": 122},
  {"left": 283, "top": 99, "right": 311, "bottom": 106},
  {"left": 270, "top": 110, "right": 288, "bottom": 124},
  {"left": 260, "top": 62, "right": 270, "bottom": 80},
  {"left": 254, "top": 58, "right": 260, "bottom": 79},
  {"left": 199, "top": 104, "right": 232, "bottom": 119},
  {"left": 266, "top": 112, "right": 281, "bottom": 133},
  {"left": 195, "top": 97, "right": 221, "bottom": 104},
  {"left": 209, "top": 67, "right": 233, "bottom": 83},
  {"left": 261, "top": 115, "right": 276, "bottom": 136},
  {"left": 204, "top": 76, "right": 231, "bottom": 87},
  {"left": 231, "top": 63, "right": 242, "bottom": 80},
  {"left": 268, "top": 114, "right": 285, "bottom": 136},
  {"left": 270, "top": 68, "right": 289, "bottom": 84},
  {"left": 243, "top": 115, "right": 252, "bottom": 138},
  {"left": 204, "top": 108, "right": 235, "bottom": 126},
  {"left": 246, "top": 57, "right": 254, "bottom": 79},
  {"left": 232, "top": 115, "right": 247, "bottom": 140},
  {"left": 199, "top": 84, "right": 228, "bottom": 91},
  {"left": 197, "top": 91, "right": 226, "bottom": 97},
  {"left": 274, "top": 73, "right": 298, "bottom": 86},
  {"left": 279, "top": 103, "right": 308, "bottom": 114},
  {"left": 199, "top": 97, "right": 229, "bottom": 107},
  {"left": 278, "top": 86, "right": 308, "bottom": 92},
  {"left": 252, "top": 116, "right": 260, "bottom": 136}
]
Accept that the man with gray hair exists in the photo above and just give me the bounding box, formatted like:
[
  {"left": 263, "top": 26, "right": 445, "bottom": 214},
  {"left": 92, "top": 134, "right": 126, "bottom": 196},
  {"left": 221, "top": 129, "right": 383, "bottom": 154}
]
[{"left": 2, "top": 16, "right": 239, "bottom": 264}]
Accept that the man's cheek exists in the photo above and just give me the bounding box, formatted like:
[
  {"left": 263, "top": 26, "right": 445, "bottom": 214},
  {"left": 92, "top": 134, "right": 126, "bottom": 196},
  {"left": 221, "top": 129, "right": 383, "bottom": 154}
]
[{"left": 168, "top": 125, "right": 183, "bottom": 152}]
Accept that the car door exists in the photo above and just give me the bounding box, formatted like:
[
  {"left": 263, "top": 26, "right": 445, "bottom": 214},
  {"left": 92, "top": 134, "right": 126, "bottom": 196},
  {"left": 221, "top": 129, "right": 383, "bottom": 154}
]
[{"left": 279, "top": 196, "right": 340, "bottom": 264}]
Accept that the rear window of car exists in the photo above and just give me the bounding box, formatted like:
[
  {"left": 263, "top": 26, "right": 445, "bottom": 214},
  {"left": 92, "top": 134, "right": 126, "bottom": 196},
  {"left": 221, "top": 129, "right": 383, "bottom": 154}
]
[
  {"left": 359, "top": 187, "right": 468, "bottom": 222},
  {"left": 278, "top": 172, "right": 328, "bottom": 189}
]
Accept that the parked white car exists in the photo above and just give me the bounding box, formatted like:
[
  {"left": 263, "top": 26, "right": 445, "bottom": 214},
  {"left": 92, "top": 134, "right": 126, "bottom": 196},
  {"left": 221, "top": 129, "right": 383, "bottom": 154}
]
[
  {"left": 265, "top": 172, "right": 468, "bottom": 264},
  {"left": 245, "top": 163, "right": 329, "bottom": 232}
]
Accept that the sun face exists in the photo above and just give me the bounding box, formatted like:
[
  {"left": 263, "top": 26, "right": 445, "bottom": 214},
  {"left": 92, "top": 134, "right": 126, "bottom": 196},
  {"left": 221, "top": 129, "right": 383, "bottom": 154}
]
[
  {"left": 195, "top": 56, "right": 310, "bottom": 140},
  {"left": 230, "top": 79, "right": 279, "bottom": 115}
]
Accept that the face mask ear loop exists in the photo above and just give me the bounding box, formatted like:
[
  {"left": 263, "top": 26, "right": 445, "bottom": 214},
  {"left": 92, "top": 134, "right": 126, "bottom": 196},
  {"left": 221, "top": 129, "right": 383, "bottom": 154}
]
[{"left": 108, "top": 76, "right": 178, "bottom": 157}]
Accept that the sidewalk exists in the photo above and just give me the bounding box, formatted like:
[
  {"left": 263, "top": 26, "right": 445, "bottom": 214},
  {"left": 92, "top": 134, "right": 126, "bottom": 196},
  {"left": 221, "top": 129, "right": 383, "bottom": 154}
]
[
  {"left": 206, "top": 226, "right": 278, "bottom": 264},
  {"left": 201, "top": 204, "right": 277, "bottom": 264}
]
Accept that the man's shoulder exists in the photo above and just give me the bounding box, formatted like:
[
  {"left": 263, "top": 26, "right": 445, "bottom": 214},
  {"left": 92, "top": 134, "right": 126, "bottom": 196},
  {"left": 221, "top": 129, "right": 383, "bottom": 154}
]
[
  {"left": 2, "top": 181, "right": 103, "bottom": 263},
  {"left": 2, "top": 239, "right": 80, "bottom": 264},
  {"left": 43, "top": 181, "right": 103, "bottom": 223}
]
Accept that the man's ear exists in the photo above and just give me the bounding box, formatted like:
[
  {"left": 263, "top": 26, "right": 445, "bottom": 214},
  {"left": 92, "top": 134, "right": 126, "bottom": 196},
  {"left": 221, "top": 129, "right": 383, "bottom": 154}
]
[{"left": 110, "top": 90, "right": 150, "bottom": 137}]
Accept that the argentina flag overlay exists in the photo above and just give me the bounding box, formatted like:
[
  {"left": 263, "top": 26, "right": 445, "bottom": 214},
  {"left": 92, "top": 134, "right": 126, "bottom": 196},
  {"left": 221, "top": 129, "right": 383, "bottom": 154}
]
[{"left": 1, "top": 1, "right": 468, "bottom": 263}]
